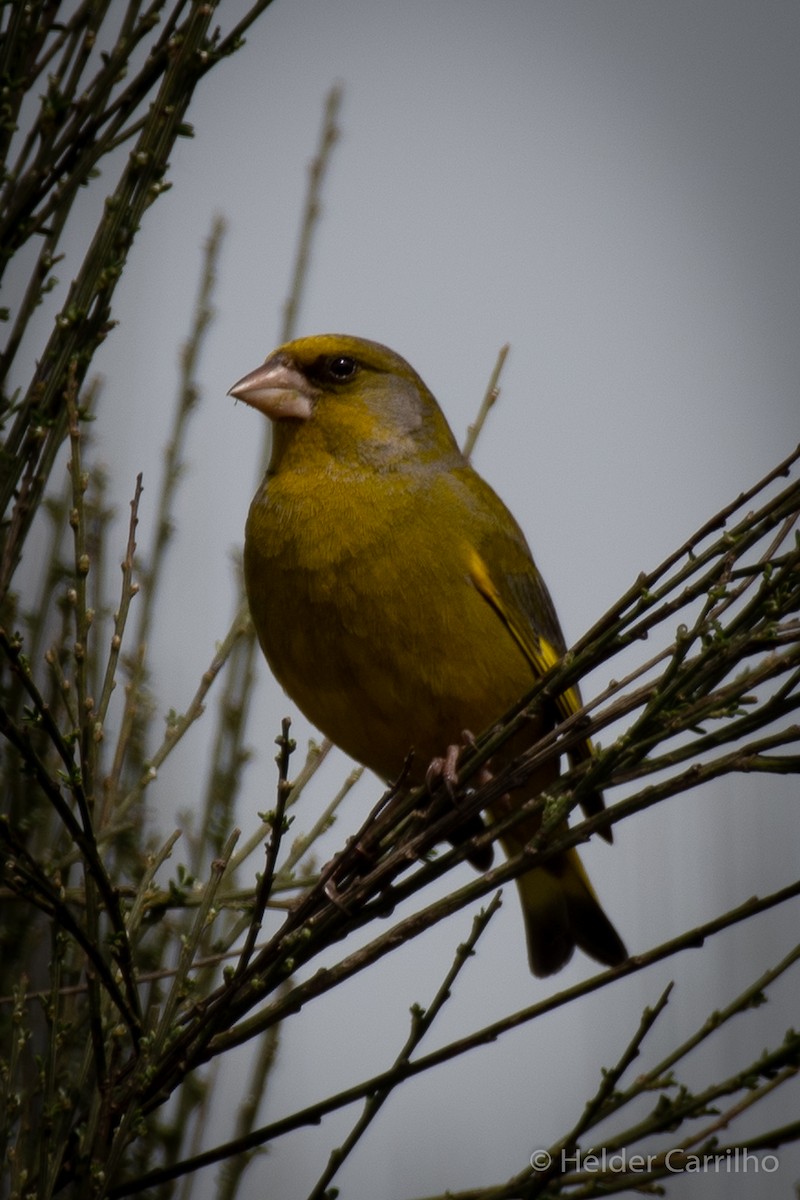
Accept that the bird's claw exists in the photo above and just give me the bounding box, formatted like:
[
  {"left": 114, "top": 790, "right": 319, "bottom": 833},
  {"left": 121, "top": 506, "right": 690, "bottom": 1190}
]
[
  {"left": 425, "top": 730, "right": 477, "bottom": 795},
  {"left": 426, "top": 744, "right": 460, "bottom": 795}
]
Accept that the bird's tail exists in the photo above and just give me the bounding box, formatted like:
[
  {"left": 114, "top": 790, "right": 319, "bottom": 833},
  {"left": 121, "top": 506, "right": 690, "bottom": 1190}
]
[{"left": 508, "top": 843, "right": 627, "bottom": 978}]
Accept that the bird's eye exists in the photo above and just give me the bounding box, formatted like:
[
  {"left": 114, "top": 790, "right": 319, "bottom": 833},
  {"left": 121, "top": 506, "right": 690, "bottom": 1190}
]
[{"left": 325, "top": 356, "right": 358, "bottom": 381}]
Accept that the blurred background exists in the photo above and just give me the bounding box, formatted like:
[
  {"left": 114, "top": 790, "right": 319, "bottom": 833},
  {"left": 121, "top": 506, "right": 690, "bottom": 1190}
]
[{"left": 16, "top": 1, "right": 800, "bottom": 1196}]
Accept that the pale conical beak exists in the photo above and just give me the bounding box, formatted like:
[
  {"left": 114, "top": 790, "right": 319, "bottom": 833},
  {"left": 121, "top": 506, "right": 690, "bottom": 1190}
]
[{"left": 228, "top": 360, "right": 314, "bottom": 421}]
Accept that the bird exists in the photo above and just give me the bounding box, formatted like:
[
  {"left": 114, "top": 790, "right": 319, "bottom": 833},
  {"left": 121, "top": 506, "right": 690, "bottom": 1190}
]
[{"left": 230, "top": 334, "right": 626, "bottom": 977}]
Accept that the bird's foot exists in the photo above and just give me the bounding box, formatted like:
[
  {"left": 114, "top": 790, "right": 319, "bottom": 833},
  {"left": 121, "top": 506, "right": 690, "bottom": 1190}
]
[{"left": 425, "top": 729, "right": 479, "bottom": 795}]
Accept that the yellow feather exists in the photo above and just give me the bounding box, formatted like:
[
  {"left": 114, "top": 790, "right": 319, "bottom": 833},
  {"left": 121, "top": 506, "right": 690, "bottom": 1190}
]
[{"left": 237, "top": 334, "right": 626, "bottom": 976}]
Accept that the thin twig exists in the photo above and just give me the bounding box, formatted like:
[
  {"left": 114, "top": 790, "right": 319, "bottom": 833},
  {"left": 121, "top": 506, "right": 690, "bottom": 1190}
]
[
  {"left": 462, "top": 342, "right": 509, "bottom": 460},
  {"left": 305, "top": 894, "right": 504, "bottom": 1200}
]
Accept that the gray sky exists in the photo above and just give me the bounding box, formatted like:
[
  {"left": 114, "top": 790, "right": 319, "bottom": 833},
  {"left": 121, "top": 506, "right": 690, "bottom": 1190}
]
[{"left": 22, "top": 1, "right": 800, "bottom": 1196}]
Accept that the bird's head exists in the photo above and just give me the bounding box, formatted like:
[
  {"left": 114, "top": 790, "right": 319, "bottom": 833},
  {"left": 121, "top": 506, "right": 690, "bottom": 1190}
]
[{"left": 229, "top": 334, "right": 461, "bottom": 471}]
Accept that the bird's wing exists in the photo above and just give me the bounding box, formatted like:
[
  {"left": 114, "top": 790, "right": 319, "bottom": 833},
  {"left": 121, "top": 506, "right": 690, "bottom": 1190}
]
[
  {"left": 457, "top": 471, "right": 610, "bottom": 838},
  {"left": 465, "top": 543, "right": 579, "bottom": 723}
]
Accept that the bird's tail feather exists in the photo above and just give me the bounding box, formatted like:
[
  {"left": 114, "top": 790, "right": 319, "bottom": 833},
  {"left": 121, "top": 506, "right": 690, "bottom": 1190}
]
[{"left": 510, "top": 845, "right": 627, "bottom": 978}]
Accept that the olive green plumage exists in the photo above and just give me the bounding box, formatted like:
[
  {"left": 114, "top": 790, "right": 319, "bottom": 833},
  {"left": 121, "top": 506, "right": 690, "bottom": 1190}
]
[{"left": 232, "top": 334, "right": 626, "bottom": 976}]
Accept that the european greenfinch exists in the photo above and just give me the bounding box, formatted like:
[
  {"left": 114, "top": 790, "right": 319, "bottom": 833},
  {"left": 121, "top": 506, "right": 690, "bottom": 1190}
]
[{"left": 231, "top": 335, "right": 626, "bottom": 977}]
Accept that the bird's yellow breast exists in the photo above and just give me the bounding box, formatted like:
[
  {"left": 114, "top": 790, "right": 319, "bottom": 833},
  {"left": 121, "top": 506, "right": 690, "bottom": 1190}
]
[{"left": 244, "top": 460, "right": 535, "bottom": 784}]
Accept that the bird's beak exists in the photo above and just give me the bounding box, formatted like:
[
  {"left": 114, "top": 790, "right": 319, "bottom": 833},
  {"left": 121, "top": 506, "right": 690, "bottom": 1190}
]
[{"left": 228, "top": 359, "right": 314, "bottom": 421}]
